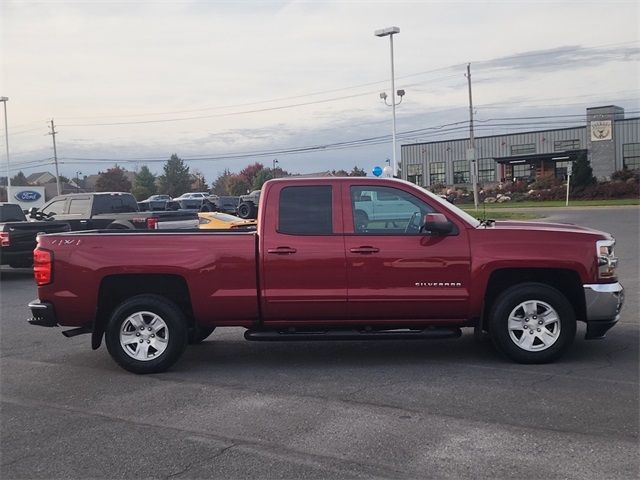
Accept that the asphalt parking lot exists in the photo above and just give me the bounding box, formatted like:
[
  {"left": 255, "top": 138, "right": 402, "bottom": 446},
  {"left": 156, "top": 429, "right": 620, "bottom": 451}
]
[{"left": 1, "top": 207, "right": 638, "bottom": 479}]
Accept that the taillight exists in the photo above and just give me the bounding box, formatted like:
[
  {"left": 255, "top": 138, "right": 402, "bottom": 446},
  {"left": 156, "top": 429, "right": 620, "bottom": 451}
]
[
  {"left": 33, "top": 249, "right": 53, "bottom": 286},
  {"left": 146, "top": 217, "right": 158, "bottom": 229},
  {"left": 0, "top": 231, "right": 10, "bottom": 247}
]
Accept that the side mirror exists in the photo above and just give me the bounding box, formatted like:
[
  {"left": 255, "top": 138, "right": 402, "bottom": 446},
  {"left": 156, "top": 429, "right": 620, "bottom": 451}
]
[
  {"left": 28, "top": 207, "right": 39, "bottom": 218},
  {"left": 422, "top": 213, "right": 454, "bottom": 235}
]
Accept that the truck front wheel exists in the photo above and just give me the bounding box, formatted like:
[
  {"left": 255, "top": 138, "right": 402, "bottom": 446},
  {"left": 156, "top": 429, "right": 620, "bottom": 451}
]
[
  {"left": 489, "top": 283, "right": 576, "bottom": 364},
  {"left": 105, "top": 295, "right": 188, "bottom": 374}
]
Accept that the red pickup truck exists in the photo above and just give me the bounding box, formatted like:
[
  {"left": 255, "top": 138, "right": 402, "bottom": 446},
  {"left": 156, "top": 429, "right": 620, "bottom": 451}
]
[{"left": 28, "top": 177, "right": 624, "bottom": 374}]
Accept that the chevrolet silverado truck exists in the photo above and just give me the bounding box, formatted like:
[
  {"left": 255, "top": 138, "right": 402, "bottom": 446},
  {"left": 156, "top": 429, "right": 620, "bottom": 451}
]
[
  {"left": 28, "top": 177, "right": 624, "bottom": 374},
  {"left": 1, "top": 203, "right": 70, "bottom": 268},
  {"left": 28, "top": 192, "right": 198, "bottom": 230}
]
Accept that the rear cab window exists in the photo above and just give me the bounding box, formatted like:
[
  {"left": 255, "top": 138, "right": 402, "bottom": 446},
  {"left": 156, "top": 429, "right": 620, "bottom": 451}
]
[{"left": 278, "top": 186, "right": 333, "bottom": 235}]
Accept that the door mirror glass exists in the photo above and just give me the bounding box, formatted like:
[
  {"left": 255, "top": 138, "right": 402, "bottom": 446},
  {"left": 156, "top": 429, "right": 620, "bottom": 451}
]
[{"left": 422, "top": 213, "right": 454, "bottom": 235}]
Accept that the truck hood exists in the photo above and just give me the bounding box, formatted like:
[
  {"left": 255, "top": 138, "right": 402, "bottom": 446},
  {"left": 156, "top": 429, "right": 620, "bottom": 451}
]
[{"left": 485, "top": 220, "right": 611, "bottom": 238}]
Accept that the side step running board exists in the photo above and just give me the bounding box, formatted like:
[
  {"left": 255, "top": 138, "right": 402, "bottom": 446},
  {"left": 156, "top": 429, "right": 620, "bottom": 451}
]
[
  {"left": 62, "top": 326, "right": 92, "bottom": 338},
  {"left": 244, "top": 327, "right": 462, "bottom": 342}
]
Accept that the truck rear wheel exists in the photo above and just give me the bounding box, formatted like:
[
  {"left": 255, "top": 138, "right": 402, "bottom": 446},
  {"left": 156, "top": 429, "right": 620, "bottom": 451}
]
[
  {"left": 489, "top": 282, "right": 576, "bottom": 364},
  {"left": 105, "top": 294, "right": 188, "bottom": 374}
]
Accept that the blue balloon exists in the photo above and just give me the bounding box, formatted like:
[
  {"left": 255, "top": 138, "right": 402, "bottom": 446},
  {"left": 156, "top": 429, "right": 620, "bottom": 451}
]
[{"left": 372, "top": 166, "right": 383, "bottom": 177}]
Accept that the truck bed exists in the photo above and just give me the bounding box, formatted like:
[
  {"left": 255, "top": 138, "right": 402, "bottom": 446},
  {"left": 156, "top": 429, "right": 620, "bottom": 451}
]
[{"left": 37, "top": 230, "right": 259, "bottom": 327}]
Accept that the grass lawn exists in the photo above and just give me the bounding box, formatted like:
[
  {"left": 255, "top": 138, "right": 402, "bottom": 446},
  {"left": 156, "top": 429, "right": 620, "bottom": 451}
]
[{"left": 459, "top": 198, "right": 640, "bottom": 209}]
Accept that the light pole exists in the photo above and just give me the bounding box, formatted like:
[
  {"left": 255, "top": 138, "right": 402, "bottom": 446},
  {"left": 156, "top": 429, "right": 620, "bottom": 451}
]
[
  {"left": 0, "top": 97, "right": 10, "bottom": 191},
  {"left": 272, "top": 158, "right": 279, "bottom": 178},
  {"left": 375, "top": 26, "right": 400, "bottom": 177},
  {"left": 75, "top": 171, "right": 82, "bottom": 192}
]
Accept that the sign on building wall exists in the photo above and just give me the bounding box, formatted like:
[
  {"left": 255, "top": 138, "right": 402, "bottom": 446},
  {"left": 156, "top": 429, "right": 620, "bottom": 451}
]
[
  {"left": 7, "top": 186, "right": 46, "bottom": 211},
  {"left": 590, "top": 120, "right": 612, "bottom": 141}
]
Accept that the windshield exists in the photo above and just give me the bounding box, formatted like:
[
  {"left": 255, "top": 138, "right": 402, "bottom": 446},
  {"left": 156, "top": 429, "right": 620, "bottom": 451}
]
[{"left": 414, "top": 184, "right": 481, "bottom": 228}]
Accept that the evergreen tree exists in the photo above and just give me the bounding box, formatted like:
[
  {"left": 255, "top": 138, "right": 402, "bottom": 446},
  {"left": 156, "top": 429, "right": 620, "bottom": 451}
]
[
  {"left": 132, "top": 166, "right": 157, "bottom": 200},
  {"left": 10, "top": 171, "right": 30, "bottom": 186},
  {"left": 571, "top": 151, "right": 596, "bottom": 192},
  {"left": 349, "top": 166, "right": 367, "bottom": 177},
  {"left": 158, "top": 154, "right": 191, "bottom": 197},
  {"left": 95, "top": 166, "right": 132, "bottom": 192}
]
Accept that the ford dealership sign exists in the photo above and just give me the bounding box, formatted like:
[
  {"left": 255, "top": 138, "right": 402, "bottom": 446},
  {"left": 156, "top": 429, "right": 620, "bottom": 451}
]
[{"left": 15, "top": 190, "right": 42, "bottom": 202}]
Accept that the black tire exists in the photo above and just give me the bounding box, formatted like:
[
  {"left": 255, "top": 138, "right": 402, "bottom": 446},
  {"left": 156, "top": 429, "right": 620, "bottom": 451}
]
[
  {"left": 105, "top": 294, "right": 188, "bottom": 374},
  {"left": 489, "top": 282, "right": 576, "bottom": 364},
  {"left": 106, "top": 222, "right": 134, "bottom": 230},
  {"left": 188, "top": 325, "right": 216, "bottom": 344},
  {"left": 237, "top": 202, "right": 252, "bottom": 219}
]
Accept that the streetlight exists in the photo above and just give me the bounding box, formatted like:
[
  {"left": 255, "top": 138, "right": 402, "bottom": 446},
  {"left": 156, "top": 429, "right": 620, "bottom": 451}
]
[
  {"left": 75, "top": 171, "right": 82, "bottom": 192},
  {"left": 374, "top": 26, "right": 400, "bottom": 177},
  {"left": 0, "top": 97, "right": 10, "bottom": 191},
  {"left": 272, "top": 158, "right": 279, "bottom": 179}
]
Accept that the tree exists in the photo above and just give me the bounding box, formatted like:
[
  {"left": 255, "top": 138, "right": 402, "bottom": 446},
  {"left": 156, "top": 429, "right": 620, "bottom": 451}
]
[
  {"left": 191, "top": 170, "right": 209, "bottom": 192},
  {"left": 10, "top": 171, "right": 30, "bottom": 186},
  {"left": 239, "top": 162, "right": 265, "bottom": 189},
  {"left": 211, "top": 169, "right": 233, "bottom": 195},
  {"left": 96, "top": 166, "right": 132, "bottom": 192},
  {"left": 349, "top": 166, "right": 367, "bottom": 177},
  {"left": 47, "top": 175, "right": 69, "bottom": 184},
  {"left": 226, "top": 175, "right": 251, "bottom": 196},
  {"left": 158, "top": 154, "right": 191, "bottom": 197},
  {"left": 571, "top": 151, "right": 596, "bottom": 192},
  {"left": 132, "top": 166, "right": 157, "bottom": 200}
]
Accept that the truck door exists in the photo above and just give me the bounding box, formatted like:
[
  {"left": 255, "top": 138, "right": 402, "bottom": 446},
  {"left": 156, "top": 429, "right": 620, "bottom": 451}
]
[
  {"left": 344, "top": 184, "right": 471, "bottom": 321},
  {"left": 261, "top": 183, "right": 347, "bottom": 321}
]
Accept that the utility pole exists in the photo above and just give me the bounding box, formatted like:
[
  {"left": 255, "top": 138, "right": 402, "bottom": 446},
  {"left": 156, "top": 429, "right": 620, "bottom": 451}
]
[
  {"left": 48, "top": 119, "right": 61, "bottom": 195},
  {"left": 466, "top": 63, "right": 480, "bottom": 210}
]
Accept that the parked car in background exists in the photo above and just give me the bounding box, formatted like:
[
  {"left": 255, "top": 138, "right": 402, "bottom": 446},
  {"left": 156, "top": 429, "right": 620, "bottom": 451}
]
[
  {"left": 207, "top": 195, "right": 240, "bottom": 215},
  {"left": 198, "top": 212, "right": 257, "bottom": 230},
  {"left": 28, "top": 192, "right": 198, "bottom": 230},
  {"left": 236, "top": 190, "right": 260, "bottom": 219},
  {"left": 174, "top": 192, "right": 211, "bottom": 210},
  {"left": 138, "top": 194, "right": 172, "bottom": 211},
  {"left": 1, "top": 203, "right": 70, "bottom": 268}
]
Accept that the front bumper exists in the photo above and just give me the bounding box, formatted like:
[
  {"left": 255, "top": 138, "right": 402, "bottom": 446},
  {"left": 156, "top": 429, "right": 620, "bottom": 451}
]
[
  {"left": 583, "top": 282, "right": 624, "bottom": 339},
  {"left": 28, "top": 299, "right": 58, "bottom": 327}
]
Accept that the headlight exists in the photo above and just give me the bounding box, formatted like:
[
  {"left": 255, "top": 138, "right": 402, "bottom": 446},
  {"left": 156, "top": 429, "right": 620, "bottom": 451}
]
[{"left": 596, "top": 239, "right": 618, "bottom": 279}]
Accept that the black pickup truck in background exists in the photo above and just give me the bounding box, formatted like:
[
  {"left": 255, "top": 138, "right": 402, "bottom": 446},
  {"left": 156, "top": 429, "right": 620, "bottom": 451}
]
[
  {"left": 0, "top": 203, "right": 70, "bottom": 268},
  {"left": 28, "top": 192, "right": 199, "bottom": 230}
]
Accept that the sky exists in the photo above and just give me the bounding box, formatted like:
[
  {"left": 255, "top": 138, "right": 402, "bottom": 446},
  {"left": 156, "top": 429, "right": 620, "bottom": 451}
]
[{"left": 1, "top": 0, "right": 639, "bottom": 184}]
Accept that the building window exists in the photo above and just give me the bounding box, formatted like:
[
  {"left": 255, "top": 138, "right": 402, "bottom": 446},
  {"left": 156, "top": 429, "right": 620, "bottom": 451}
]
[
  {"left": 554, "top": 139, "right": 580, "bottom": 151},
  {"left": 453, "top": 160, "right": 470, "bottom": 184},
  {"left": 406, "top": 164, "right": 423, "bottom": 185},
  {"left": 478, "top": 158, "right": 496, "bottom": 183},
  {"left": 429, "top": 162, "right": 445, "bottom": 185},
  {"left": 511, "top": 143, "right": 536, "bottom": 155},
  {"left": 555, "top": 161, "right": 572, "bottom": 180},
  {"left": 512, "top": 163, "right": 532, "bottom": 180},
  {"left": 623, "top": 143, "right": 640, "bottom": 171}
]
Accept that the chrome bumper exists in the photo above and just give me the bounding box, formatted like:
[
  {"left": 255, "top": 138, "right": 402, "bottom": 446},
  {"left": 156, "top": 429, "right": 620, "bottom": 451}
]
[{"left": 583, "top": 282, "right": 624, "bottom": 321}]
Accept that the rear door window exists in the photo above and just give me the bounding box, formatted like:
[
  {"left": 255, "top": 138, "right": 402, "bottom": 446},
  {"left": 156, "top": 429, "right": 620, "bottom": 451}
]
[{"left": 279, "top": 186, "right": 333, "bottom": 235}]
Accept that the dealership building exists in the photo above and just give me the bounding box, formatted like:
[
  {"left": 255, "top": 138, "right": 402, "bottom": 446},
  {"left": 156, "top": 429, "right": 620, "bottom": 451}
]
[{"left": 401, "top": 105, "right": 639, "bottom": 188}]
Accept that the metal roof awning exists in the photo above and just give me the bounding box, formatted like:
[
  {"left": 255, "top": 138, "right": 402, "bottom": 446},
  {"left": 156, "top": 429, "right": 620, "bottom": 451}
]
[{"left": 494, "top": 149, "right": 587, "bottom": 164}]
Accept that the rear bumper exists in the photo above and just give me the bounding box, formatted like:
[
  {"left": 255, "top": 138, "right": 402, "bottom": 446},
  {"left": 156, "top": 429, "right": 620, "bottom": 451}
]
[
  {"left": 28, "top": 299, "right": 58, "bottom": 327},
  {"left": 583, "top": 282, "right": 624, "bottom": 339}
]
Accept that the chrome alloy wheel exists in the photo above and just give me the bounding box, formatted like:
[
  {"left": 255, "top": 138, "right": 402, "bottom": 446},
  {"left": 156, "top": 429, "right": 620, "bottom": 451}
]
[
  {"left": 119, "top": 311, "right": 169, "bottom": 361},
  {"left": 507, "top": 300, "right": 561, "bottom": 352}
]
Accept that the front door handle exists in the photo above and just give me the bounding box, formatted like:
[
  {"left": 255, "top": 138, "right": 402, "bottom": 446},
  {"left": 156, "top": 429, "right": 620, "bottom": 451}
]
[
  {"left": 267, "top": 247, "right": 297, "bottom": 255},
  {"left": 350, "top": 246, "right": 380, "bottom": 254}
]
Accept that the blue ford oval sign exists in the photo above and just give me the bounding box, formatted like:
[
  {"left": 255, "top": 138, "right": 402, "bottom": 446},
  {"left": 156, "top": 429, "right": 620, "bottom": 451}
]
[
  {"left": 372, "top": 166, "right": 383, "bottom": 177},
  {"left": 15, "top": 190, "right": 42, "bottom": 202}
]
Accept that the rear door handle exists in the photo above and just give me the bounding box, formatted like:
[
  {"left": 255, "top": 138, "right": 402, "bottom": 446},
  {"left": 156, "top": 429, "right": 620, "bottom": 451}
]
[
  {"left": 267, "top": 247, "right": 297, "bottom": 255},
  {"left": 350, "top": 246, "right": 380, "bottom": 254}
]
